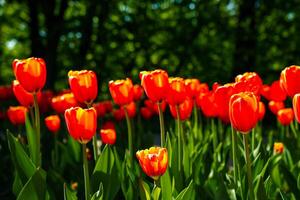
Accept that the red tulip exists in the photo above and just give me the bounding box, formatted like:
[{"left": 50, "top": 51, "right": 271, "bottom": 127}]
[
  {"left": 103, "top": 100, "right": 113, "bottom": 113},
  {"left": 140, "top": 107, "right": 154, "bottom": 119},
  {"left": 268, "top": 101, "right": 285, "bottom": 115},
  {"left": 277, "top": 108, "right": 294, "bottom": 126},
  {"left": 169, "top": 98, "right": 193, "bottom": 121},
  {"left": 166, "top": 77, "right": 187, "bottom": 105},
  {"left": 100, "top": 121, "right": 117, "bottom": 145},
  {"left": 260, "top": 84, "right": 271, "bottom": 100},
  {"left": 196, "top": 91, "right": 218, "bottom": 118},
  {"left": 0, "top": 85, "right": 14, "bottom": 100},
  {"left": 136, "top": 147, "right": 168, "bottom": 180},
  {"left": 39, "top": 90, "right": 54, "bottom": 113},
  {"left": 113, "top": 108, "right": 125, "bottom": 121},
  {"left": 109, "top": 78, "right": 134, "bottom": 106},
  {"left": 229, "top": 92, "right": 259, "bottom": 133},
  {"left": 293, "top": 94, "right": 300, "bottom": 123},
  {"left": 258, "top": 102, "right": 266, "bottom": 121},
  {"left": 12, "top": 57, "right": 46, "bottom": 93},
  {"left": 273, "top": 142, "right": 284, "bottom": 154},
  {"left": 12, "top": 80, "right": 35, "bottom": 107},
  {"left": 133, "top": 84, "right": 144, "bottom": 101},
  {"left": 269, "top": 80, "right": 286, "bottom": 101},
  {"left": 68, "top": 70, "right": 98, "bottom": 104},
  {"left": 184, "top": 79, "right": 201, "bottom": 98},
  {"left": 45, "top": 115, "right": 61, "bottom": 133},
  {"left": 51, "top": 93, "right": 78, "bottom": 114},
  {"left": 144, "top": 99, "right": 166, "bottom": 115},
  {"left": 93, "top": 102, "right": 106, "bottom": 118},
  {"left": 234, "top": 72, "right": 263, "bottom": 97},
  {"left": 122, "top": 102, "right": 136, "bottom": 118},
  {"left": 7, "top": 106, "right": 28, "bottom": 125},
  {"left": 64, "top": 107, "right": 97, "bottom": 144},
  {"left": 140, "top": 69, "right": 169, "bottom": 102},
  {"left": 280, "top": 65, "right": 300, "bottom": 97}
]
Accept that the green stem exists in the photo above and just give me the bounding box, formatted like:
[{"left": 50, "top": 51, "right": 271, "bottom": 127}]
[
  {"left": 193, "top": 101, "right": 198, "bottom": 139},
  {"left": 243, "top": 134, "right": 254, "bottom": 200},
  {"left": 87, "top": 103, "right": 98, "bottom": 161},
  {"left": 33, "top": 92, "right": 41, "bottom": 166},
  {"left": 54, "top": 135, "right": 58, "bottom": 166},
  {"left": 251, "top": 128, "right": 255, "bottom": 151},
  {"left": 82, "top": 143, "right": 90, "bottom": 200},
  {"left": 175, "top": 105, "right": 181, "bottom": 171},
  {"left": 124, "top": 106, "right": 133, "bottom": 162},
  {"left": 157, "top": 102, "right": 165, "bottom": 147},
  {"left": 231, "top": 127, "right": 238, "bottom": 186},
  {"left": 211, "top": 118, "right": 217, "bottom": 150}
]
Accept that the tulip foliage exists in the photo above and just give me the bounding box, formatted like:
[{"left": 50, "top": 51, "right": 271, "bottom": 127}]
[{"left": 2, "top": 60, "right": 300, "bottom": 200}]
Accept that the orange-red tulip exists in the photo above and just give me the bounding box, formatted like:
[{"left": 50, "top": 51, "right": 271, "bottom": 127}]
[
  {"left": 0, "top": 85, "right": 14, "bottom": 100},
  {"left": 100, "top": 121, "right": 117, "bottom": 145},
  {"left": 39, "top": 90, "right": 54, "bottom": 113},
  {"left": 280, "top": 65, "right": 300, "bottom": 97},
  {"left": 133, "top": 84, "right": 144, "bottom": 101},
  {"left": 277, "top": 108, "right": 294, "bottom": 126},
  {"left": 68, "top": 70, "right": 98, "bottom": 104},
  {"left": 103, "top": 100, "right": 113, "bottom": 113},
  {"left": 122, "top": 101, "right": 136, "bottom": 118},
  {"left": 136, "top": 147, "right": 168, "bottom": 180},
  {"left": 234, "top": 72, "right": 263, "bottom": 96},
  {"left": 268, "top": 101, "right": 285, "bottom": 115},
  {"left": 196, "top": 91, "right": 218, "bottom": 118},
  {"left": 45, "top": 115, "right": 61, "bottom": 133},
  {"left": 274, "top": 142, "right": 284, "bottom": 154},
  {"left": 258, "top": 102, "right": 266, "bottom": 121},
  {"left": 12, "top": 57, "right": 46, "bottom": 93},
  {"left": 64, "top": 107, "right": 97, "bottom": 144},
  {"left": 51, "top": 93, "right": 78, "bottom": 114},
  {"left": 293, "top": 94, "right": 300, "bottom": 123},
  {"left": 269, "top": 80, "right": 286, "bottom": 101},
  {"left": 185, "top": 79, "right": 201, "bottom": 98},
  {"left": 140, "top": 69, "right": 169, "bottom": 102},
  {"left": 166, "top": 77, "right": 187, "bottom": 105},
  {"left": 144, "top": 99, "right": 166, "bottom": 115},
  {"left": 109, "top": 78, "right": 134, "bottom": 106},
  {"left": 229, "top": 92, "right": 259, "bottom": 133},
  {"left": 93, "top": 102, "right": 106, "bottom": 118},
  {"left": 140, "top": 107, "right": 154, "bottom": 119},
  {"left": 12, "top": 80, "right": 35, "bottom": 107},
  {"left": 260, "top": 84, "right": 271, "bottom": 100},
  {"left": 113, "top": 108, "right": 125, "bottom": 121},
  {"left": 7, "top": 106, "right": 28, "bottom": 125},
  {"left": 169, "top": 98, "right": 193, "bottom": 121}
]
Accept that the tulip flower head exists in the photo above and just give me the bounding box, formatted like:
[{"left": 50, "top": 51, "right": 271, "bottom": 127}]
[
  {"left": 12, "top": 57, "right": 47, "bottom": 93},
  {"left": 280, "top": 65, "right": 300, "bottom": 97},
  {"left": 184, "top": 78, "right": 201, "bottom": 98},
  {"left": 64, "top": 107, "right": 97, "bottom": 144},
  {"left": 140, "top": 107, "right": 154, "bottom": 119},
  {"left": 136, "top": 147, "right": 168, "bottom": 180},
  {"left": 293, "top": 93, "right": 300, "bottom": 123},
  {"left": 133, "top": 84, "right": 144, "bottom": 101},
  {"left": 268, "top": 101, "right": 285, "bottom": 115},
  {"left": 51, "top": 93, "right": 78, "bottom": 114},
  {"left": 277, "top": 108, "right": 294, "bottom": 126},
  {"left": 258, "top": 101, "right": 266, "bottom": 121},
  {"left": 196, "top": 91, "right": 218, "bottom": 118},
  {"left": 7, "top": 106, "right": 28, "bottom": 125},
  {"left": 45, "top": 115, "right": 61, "bottom": 133},
  {"left": 140, "top": 69, "right": 169, "bottom": 102},
  {"left": 100, "top": 121, "right": 117, "bottom": 145},
  {"left": 109, "top": 78, "right": 134, "bottom": 106},
  {"left": 269, "top": 80, "right": 287, "bottom": 101},
  {"left": 234, "top": 72, "right": 263, "bottom": 97},
  {"left": 68, "top": 70, "right": 98, "bottom": 104},
  {"left": 229, "top": 92, "right": 259, "bottom": 133},
  {"left": 166, "top": 77, "right": 187, "bottom": 105},
  {"left": 169, "top": 97, "right": 193, "bottom": 121},
  {"left": 273, "top": 142, "right": 284, "bottom": 154},
  {"left": 12, "top": 80, "right": 40, "bottom": 107}
]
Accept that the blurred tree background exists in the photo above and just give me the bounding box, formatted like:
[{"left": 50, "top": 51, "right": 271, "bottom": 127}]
[{"left": 1, "top": 0, "right": 300, "bottom": 92}]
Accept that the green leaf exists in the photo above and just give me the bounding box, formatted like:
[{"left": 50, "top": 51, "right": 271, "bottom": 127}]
[
  {"left": 297, "top": 173, "right": 300, "bottom": 190},
  {"left": 67, "top": 136, "right": 81, "bottom": 163},
  {"left": 92, "top": 145, "right": 120, "bottom": 200},
  {"left": 12, "top": 172, "right": 23, "bottom": 195},
  {"left": 25, "top": 113, "right": 38, "bottom": 166},
  {"left": 91, "top": 183, "right": 104, "bottom": 200},
  {"left": 7, "top": 131, "right": 36, "bottom": 184},
  {"left": 175, "top": 180, "right": 194, "bottom": 200},
  {"left": 254, "top": 176, "right": 267, "bottom": 200},
  {"left": 151, "top": 185, "right": 161, "bottom": 200},
  {"left": 138, "top": 179, "right": 151, "bottom": 200},
  {"left": 160, "top": 169, "right": 172, "bottom": 200},
  {"left": 17, "top": 168, "right": 46, "bottom": 200},
  {"left": 63, "top": 183, "right": 78, "bottom": 200}
]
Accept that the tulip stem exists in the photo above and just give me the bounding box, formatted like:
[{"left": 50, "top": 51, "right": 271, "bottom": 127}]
[
  {"left": 231, "top": 127, "right": 238, "bottom": 186},
  {"left": 175, "top": 105, "right": 181, "bottom": 172},
  {"left": 211, "top": 118, "right": 217, "bottom": 150},
  {"left": 251, "top": 128, "right": 255, "bottom": 151},
  {"left": 124, "top": 107, "right": 133, "bottom": 162},
  {"left": 33, "top": 92, "right": 41, "bottom": 167},
  {"left": 87, "top": 103, "right": 99, "bottom": 161},
  {"left": 243, "top": 134, "right": 254, "bottom": 200},
  {"left": 82, "top": 143, "right": 90, "bottom": 200},
  {"left": 157, "top": 102, "right": 165, "bottom": 147},
  {"left": 193, "top": 101, "right": 198, "bottom": 139}
]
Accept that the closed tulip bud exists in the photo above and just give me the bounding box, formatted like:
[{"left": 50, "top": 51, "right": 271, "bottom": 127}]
[
  {"left": 293, "top": 94, "right": 300, "bottom": 123},
  {"left": 109, "top": 78, "right": 134, "bottom": 106},
  {"left": 196, "top": 91, "right": 218, "bottom": 118},
  {"left": 136, "top": 147, "right": 168, "bottom": 180},
  {"left": 258, "top": 102, "right": 266, "bottom": 121},
  {"left": 273, "top": 142, "right": 284, "bottom": 154},
  {"left": 100, "top": 121, "right": 117, "bottom": 145},
  {"left": 45, "top": 115, "right": 61, "bottom": 133},
  {"left": 280, "top": 65, "right": 300, "bottom": 97},
  {"left": 140, "top": 69, "right": 169, "bottom": 102},
  {"left": 234, "top": 72, "right": 263, "bottom": 97},
  {"left": 140, "top": 107, "right": 154, "bottom": 119},
  {"left": 133, "top": 84, "right": 144, "bottom": 101},
  {"left": 166, "top": 77, "right": 187, "bottom": 105},
  {"left": 277, "top": 108, "right": 294, "bottom": 126},
  {"left": 229, "top": 92, "right": 259, "bottom": 133},
  {"left": 64, "top": 107, "right": 97, "bottom": 144},
  {"left": 260, "top": 85, "right": 271, "bottom": 100},
  {"left": 184, "top": 79, "right": 201, "bottom": 98},
  {"left": 51, "top": 93, "right": 78, "bottom": 114},
  {"left": 169, "top": 98, "right": 193, "bottom": 121},
  {"left": 268, "top": 101, "right": 285, "bottom": 115},
  {"left": 269, "top": 80, "right": 287, "bottom": 101},
  {"left": 68, "top": 70, "right": 98, "bottom": 104},
  {"left": 7, "top": 106, "right": 28, "bottom": 125},
  {"left": 12, "top": 57, "right": 46, "bottom": 93},
  {"left": 12, "top": 80, "right": 36, "bottom": 107}
]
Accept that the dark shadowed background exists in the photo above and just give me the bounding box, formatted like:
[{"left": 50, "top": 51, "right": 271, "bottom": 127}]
[{"left": 1, "top": 0, "right": 300, "bottom": 92}]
